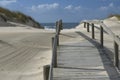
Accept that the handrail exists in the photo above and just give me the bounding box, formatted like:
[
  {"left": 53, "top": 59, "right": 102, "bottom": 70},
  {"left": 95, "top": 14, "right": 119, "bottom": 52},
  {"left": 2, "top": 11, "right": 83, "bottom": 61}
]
[
  {"left": 48, "top": 35, "right": 57, "bottom": 80},
  {"left": 48, "top": 20, "right": 62, "bottom": 80},
  {"left": 47, "top": 19, "right": 119, "bottom": 80},
  {"left": 100, "top": 23, "right": 120, "bottom": 45},
  {"left": 81, "top": 20, "right": 120, "bottom": 45},
  {"left": 81, "top": 20, "right": 120, "bottom": 70}
]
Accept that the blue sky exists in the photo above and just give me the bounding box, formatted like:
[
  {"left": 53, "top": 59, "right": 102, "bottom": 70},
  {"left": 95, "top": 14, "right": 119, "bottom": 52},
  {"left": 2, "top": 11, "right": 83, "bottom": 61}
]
[{"left": 0, "top": 0, "right": 120, "bottom": 23}]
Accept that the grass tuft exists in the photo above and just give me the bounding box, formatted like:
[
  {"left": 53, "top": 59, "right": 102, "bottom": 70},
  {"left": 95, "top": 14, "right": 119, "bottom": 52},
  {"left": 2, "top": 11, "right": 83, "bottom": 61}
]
[{"left": 108, "top": 14, "right": 120, "bottom": 20}]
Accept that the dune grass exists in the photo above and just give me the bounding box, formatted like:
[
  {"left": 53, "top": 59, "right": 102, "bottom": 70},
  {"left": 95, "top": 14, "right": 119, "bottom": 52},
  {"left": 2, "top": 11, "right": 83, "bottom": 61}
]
[
  {"left": 0, "top": 7, "right": 42, "bottom": 28},
  {"left": 108, "top": 14, "right": 120, "bottom": 20}
]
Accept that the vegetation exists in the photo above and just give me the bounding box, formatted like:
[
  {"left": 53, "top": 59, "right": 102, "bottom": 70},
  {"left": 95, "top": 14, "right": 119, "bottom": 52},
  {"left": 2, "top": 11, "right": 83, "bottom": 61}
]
[
  {"left": 0, "top": 7, "right": 43, "bottom": 28},
  {"left": 108, "top": 14, "right": 120, "bottom": 20}
]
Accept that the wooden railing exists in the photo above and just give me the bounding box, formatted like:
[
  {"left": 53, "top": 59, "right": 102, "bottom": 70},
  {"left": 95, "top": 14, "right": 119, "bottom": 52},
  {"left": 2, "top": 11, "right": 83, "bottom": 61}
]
[
  {"left": 82, "top": 20, "right": 120, "bottom": 70},
  {"left": 44, "top": 20, "right": 62, "bottom": 80},
  {"left": 44, "top": 19, "right": 120, "bottom": 80}
]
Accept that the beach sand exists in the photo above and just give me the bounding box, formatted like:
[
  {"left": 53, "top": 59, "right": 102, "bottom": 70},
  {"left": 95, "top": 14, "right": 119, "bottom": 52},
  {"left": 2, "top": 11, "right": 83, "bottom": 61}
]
[
  {"left": 0, "top": 17, "right": 119, "bottom": 80},
  {"left": 0, "top": 28, "right": 52, "bottom": 80},
  {"left": 0, "top": 22, "right": 81, "bottom": 80},
  {"left": 76, "top": 17, "right": 120, "bottom": 65}
]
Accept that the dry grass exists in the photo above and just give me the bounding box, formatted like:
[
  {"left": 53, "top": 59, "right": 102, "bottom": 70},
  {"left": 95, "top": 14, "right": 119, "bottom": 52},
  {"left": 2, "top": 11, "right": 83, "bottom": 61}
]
[
  {"left": 108, "top": 14, "right": 120, "bottom": 20},
  {"left": 0, "top": 7, "right": 43, "bottom": 28}
]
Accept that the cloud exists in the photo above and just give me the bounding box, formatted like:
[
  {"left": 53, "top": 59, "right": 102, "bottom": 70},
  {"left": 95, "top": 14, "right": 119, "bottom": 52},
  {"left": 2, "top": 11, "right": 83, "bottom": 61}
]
[
  {"left": 109, "top": 3, "right": 114, "bottom": 7},
  {"left": 31, "top": 3, "right": 59, "bottom": 11},
  {"left": 64, "top": 5, "right": 73, "bottom": 10},
  {"left": 75, "top": 6, "right": 81, "bottom": 10},
  {"left": 99, "top": 2, "right": 114, "bottom": 10},
  {"left": 64, "top": 5, "right": 81, "bottom": 10},
  {"left": 0, "top": 0, "right": 17, "bottom": 6},
  {"left": 100, "top": 6, "right": 108, "bottom": 10}
]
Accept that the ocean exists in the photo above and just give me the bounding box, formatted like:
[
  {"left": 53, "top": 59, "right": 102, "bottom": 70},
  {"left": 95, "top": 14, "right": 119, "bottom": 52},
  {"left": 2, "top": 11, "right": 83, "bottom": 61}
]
[{"left": 41, "top": 23, "right": 79, "bottom": 30}]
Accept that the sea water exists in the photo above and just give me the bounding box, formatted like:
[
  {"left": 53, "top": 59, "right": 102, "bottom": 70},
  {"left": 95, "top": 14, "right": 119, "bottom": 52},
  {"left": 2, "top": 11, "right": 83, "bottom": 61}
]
[{"left": 41, "top": 23, "right": 79, "bottom": 30}]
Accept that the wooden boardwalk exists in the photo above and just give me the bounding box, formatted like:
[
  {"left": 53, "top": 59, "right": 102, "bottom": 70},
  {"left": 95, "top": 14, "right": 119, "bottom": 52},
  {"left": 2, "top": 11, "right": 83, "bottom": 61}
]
[
  {"left": 47, "top": 20, "right": 120, "bottom": 80},
  {"left": 52, "top": 32, "right": 120, "bottom": 80}
]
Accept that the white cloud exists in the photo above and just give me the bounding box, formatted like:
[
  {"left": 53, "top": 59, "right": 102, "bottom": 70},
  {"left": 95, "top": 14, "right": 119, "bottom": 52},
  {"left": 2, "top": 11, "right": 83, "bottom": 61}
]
[
  {"left": 64, "top": 5, "right": 81, "bottom": 10},
  {"left": 0, "top": 0, "right": 17, "bottom": 6},
  {"left": 31, "top": 3, "right": 59, "bottom": 11},
  {"left": 109, "top": 3, "right": 114, "bottom": 7},
  {"left": 100, "top": 2, "right": 114, "bottom": 10},
  {"left": 100, "top": 6, "right": 108, "bottom": 10},
  {"left": 31, "top": 6, "right": 36, "bottom": 11},
  {"left": 64, "top": 5, "right": 73, "bottom": 10},
  {"left": 75, "top": 6, "right": 81, "bottom": 10}
]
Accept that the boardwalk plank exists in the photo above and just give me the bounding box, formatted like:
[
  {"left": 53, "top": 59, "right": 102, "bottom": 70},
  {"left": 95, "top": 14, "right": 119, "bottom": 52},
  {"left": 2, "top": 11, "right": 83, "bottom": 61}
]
[{"left": 53, "top": 32, "right": 120, "bottom": 80}]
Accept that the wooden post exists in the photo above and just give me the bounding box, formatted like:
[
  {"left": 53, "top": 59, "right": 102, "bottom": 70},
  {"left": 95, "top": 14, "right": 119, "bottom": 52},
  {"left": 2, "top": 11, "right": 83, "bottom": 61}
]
[
  {"left": 84, "top": 22, "right": 86, "bottom": 28},
  {"left": 56, "top": 21, "right": 58, "bottom": 33},
  {"left": 59, "top": 19, "right": 63, "bottom": 30},
  {"left": 56, "top": 35, "right": 59, "bottom": 46},
  {"left": 91, "top": 23, "right": 95, "bottom": 39},
  {"left": 54, "top": 36, "right": 57, "bottom": 67},
  {"left": 100, "top": 26, "right": 103, "bottom": 47},
  {"left": 58, "top": 21, "right": 60, "bottom": 35},
  {"left": 87, "top": 23, "right": 89, "bottom": 32},
  {"left": 114, "top": 39, "right": 119, "bottom": 69},
  {"left": 52, "top": 37, "right": 54, "bottom": 49},
  {"left": 52, "top": 37, "right": 57, "bottom": 67},
  {"left": 43, "top": 65, "right": 50, "bottom": 80}
]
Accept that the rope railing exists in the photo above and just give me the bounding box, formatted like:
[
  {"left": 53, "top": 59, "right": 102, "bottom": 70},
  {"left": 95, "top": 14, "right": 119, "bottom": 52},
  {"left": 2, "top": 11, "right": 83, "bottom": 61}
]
[{"left": 81, "top": 20, "right": 120, "bottom": 70}]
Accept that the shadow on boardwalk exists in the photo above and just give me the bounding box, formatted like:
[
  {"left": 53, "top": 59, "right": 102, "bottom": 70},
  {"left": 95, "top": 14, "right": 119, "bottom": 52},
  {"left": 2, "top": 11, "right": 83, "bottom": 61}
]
[
  {"left": 60, "top": 33, "right": 76, "bottom": 38},
  {"left": 75, "top": 31, "right": 120, "bottom": 80}
]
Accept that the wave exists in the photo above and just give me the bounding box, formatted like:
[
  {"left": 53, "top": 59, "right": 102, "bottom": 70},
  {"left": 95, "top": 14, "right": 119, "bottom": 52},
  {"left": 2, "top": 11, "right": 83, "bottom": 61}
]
[
  {"left": 44, "top": 26, "right": 55, "bottom": 30},
  {"left": 43, "top": 23, "right": 80, "bottom": 30}
]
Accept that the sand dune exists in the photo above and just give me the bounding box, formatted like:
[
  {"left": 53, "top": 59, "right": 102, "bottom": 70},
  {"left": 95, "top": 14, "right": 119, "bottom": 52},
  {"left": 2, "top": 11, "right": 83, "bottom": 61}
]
[
  {"left": 0, "top": 30, "right": 53, "bottom": 80},
  {"left": 0, "top": 22, "right": 77, "bottom": 80},
  {"left": 76, "top": 16, "right": 120, "bottom": 36},
  {"left": 0, "top": 17, "right": 119, "bottom": 80}
]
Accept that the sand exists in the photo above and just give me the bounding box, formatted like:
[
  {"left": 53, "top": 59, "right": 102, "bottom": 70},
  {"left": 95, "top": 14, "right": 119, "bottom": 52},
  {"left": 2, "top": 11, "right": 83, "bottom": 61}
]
[
  {"left": 76, "top": 17, "right": 120, "bottom": 66},
  {"left": 0, "top": 17, "right": 119, "bottom": 80},
  {"left": 0, "top": 21, "right": 81, "bottom": 80},
  {"left": 0, "top": 22, "right": 55, "bottom": 80}
]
